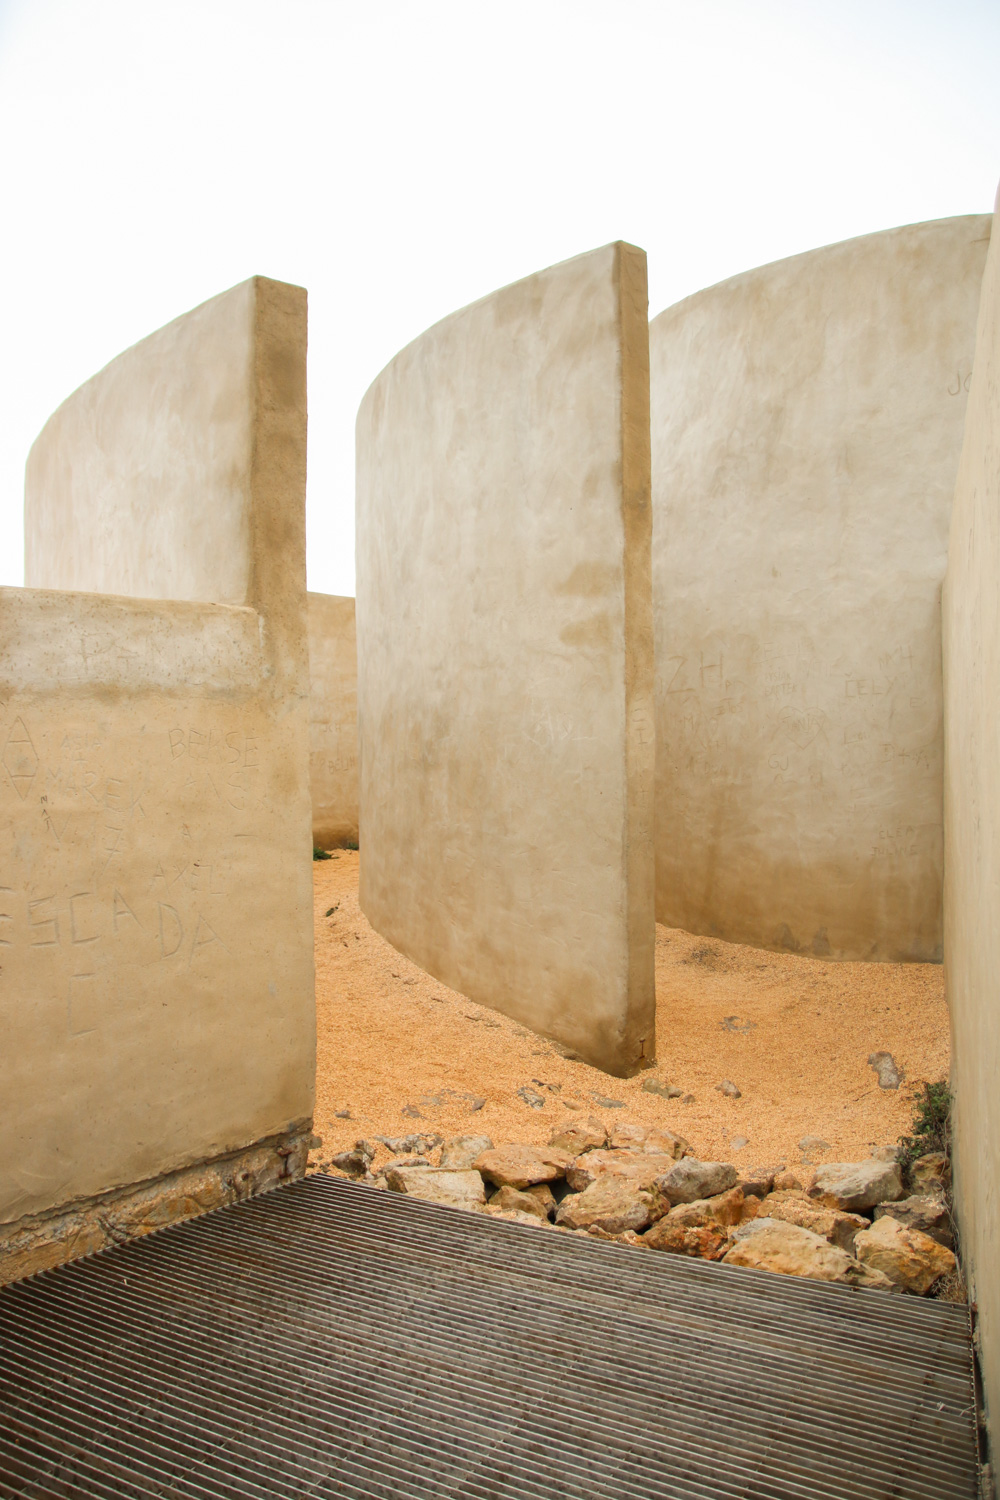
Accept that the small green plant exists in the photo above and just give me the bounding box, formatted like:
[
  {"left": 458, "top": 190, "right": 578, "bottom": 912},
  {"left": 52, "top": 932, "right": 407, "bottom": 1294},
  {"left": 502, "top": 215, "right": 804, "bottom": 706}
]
[
  {"left": 313, "top": 847, "right": 332, "bottom": 861},
  {"left": 343, "top": 840, "right": 359, "bottom": 851},
  {"left": 897, "top": 1080, "right": 951, "bottom": 1175}
]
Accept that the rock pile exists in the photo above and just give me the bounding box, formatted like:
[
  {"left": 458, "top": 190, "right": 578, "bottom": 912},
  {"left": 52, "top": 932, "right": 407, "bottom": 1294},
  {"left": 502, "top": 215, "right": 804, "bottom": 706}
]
[{"left": 315, "top": 1120, "right": 958, "bottom": 1297}]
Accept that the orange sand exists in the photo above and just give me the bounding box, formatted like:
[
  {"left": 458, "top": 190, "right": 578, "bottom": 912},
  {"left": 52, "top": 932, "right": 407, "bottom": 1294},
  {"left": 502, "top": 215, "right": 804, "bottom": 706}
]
[{"left": 312, "top": 854, "right": 948, "bottom": 1172}]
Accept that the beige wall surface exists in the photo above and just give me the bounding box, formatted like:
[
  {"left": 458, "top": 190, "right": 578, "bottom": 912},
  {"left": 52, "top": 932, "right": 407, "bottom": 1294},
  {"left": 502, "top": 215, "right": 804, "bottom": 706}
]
[
  {"left": 2, "top": 278, "right": 315, "bottom": 1230},
  {"left": 27, "top": 285, "right": 255, "bottom": 606},
  {"left": 943, "top": 193, "right": 1000, "bottom": 1459},
  {"left": 651, "top": 215, "right": 990, "bottom": 961},
  {"left": 308, "top": 592, "right": 358, "bottom": 849},
  {"left": 356, "top": 243, "right": 655, "bottom": 1076}
]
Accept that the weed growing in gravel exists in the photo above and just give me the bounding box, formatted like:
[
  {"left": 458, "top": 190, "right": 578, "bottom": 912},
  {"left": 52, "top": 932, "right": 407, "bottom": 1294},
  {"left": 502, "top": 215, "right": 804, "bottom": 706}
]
[{"left": 897, "top": 1080, "right": 951, "bottom": 1174}]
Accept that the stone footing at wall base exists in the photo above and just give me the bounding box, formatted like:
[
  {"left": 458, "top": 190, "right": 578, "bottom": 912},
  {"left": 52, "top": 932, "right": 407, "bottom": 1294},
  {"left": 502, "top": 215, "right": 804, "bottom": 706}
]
[{"left": 0, "top": 1123, "right": 313, "bottom": 1286}]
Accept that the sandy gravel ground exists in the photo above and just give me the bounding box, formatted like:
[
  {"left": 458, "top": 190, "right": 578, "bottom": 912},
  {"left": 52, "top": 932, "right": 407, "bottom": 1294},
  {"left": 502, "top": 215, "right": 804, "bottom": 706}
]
[{"left": 312, "top": 853, "right": 949, "bottom": 1174}]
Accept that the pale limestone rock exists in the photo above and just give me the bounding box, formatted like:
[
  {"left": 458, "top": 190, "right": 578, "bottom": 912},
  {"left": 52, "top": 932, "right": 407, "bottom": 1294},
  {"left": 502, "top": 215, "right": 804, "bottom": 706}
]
[
  {"left": 379, "top": 1133, "right": 443, "bottom": 1156},
  {"left": 484, "top": 1207, "right": 547, "bottom": 1228},
  {"left": 642, "top": 1217, "right": 729, "bottom": 1259},
  {"left": 868, "top": 1051, "right": 904, "bottom": 1089},
  {"left": 548, "top": 1117, "right": 607, "bottom": 1154},
  {"left": 874, "top": 1194, "right": 953, "bottom": 1250},
  {"left": 854, "top": 1215, "right": 956, "bottom": 1294},
  {"left": 524, "top": 1183, "right": 557, "bottom": 1217},
  {"left": 809, "top": 1160, "right": 904, "bottom": 1212},
  {"left": 700, "top": 1186, "right": 745, "bottom": 1226},
  {"left": 654, "top": 1187, "right": 746, "bottom": 1230},
  {"left": 474, "top": 1145, "right": 572, "bottom": 1190},
  {"left": 439, "top": 1135, "right": 493, "bottom": 1170},
  {"left": 723, "top": 1221, "right": 895, "bottom": 1290},
  {"left": 375, "top": 1155, "right": 430, "bottom": 1173},
  {"left": 910, "top": 1152, "right": 951, "bottom": 1194},
  {"left": 738, "top": 1165, "right": 781, "bottom": 1199},
  {"left": 773, "top": 1167, "right": 816, "bottom": 1194},
  {"left": 641, "top": 1077, "right": 683, "bottom": 1100},
  {"left": 566, "top": 1149, "right": 679, "bottom": 1192},
  {"left": 586, "top": 1226, "right": 649, "bottom": 1247},
  {"left": 607, "top": 1122, "right": 690, "bottom": 1157},
  {"left": 488, "top": 1185, "right": 551, "bottom": 1221},
  {"left": 651, "top": 1159, "right": 739, "bottom": 1207},
  {"left": 646, "top": 1186, "right": 746, "bottom": 1249},
  {"left": 757, "top": 1190, "right": 869, "bottom": 1252},
  {"left": 383, "top": 1166, "right": 486, "bottom": 1211},
  {"left": 555, "top": 1177, "right": 652, "bottom": 1235},
  {"left": 329, "top": 1150, "right": 370, "bottom": 1179},
  {"left": 730, "top": 1216, "right": 781, "bottom": 1243}
]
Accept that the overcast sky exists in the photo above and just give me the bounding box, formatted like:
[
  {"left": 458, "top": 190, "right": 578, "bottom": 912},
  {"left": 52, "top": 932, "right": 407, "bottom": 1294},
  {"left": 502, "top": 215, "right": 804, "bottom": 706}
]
[{"left": 1, "top": 0, "right": 998, "bottom": 597}]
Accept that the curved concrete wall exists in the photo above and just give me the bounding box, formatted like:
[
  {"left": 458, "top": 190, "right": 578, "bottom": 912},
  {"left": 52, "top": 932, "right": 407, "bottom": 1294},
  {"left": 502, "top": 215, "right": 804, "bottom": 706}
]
[
  {"left": 356, "top": 243, "right": 655, "bottom": 1076},
  {"left": 308, "top": 592, "right": 358, "bottom": 849},
  {"left": 943, "top": 189, "right": 1000, "bottom": 1455},
  {"left": 4, "top": 279, "right": 314, "bottom": 1258},
  {"left": 650, "top": 215, "right": 990, "bottom": 961},
  {"left": 27, "top": 287, "right": 257, "bottom": 607}
]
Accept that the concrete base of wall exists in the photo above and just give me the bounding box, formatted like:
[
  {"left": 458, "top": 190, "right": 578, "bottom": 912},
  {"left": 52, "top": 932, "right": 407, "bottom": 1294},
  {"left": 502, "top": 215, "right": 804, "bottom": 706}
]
[{"left": 0, "top": 1122, "right": 313, "bottom": 1285}]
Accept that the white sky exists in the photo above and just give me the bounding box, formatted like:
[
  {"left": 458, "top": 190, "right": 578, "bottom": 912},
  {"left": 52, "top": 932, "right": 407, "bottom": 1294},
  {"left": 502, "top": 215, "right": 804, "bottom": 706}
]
[{"left": 1, "top": 0, "right": 998, "bottom": 598}]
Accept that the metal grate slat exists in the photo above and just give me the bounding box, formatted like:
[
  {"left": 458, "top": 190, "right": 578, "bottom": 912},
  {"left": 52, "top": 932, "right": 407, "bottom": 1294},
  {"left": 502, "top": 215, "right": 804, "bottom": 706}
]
[{"left": 0, "top": 1173, "right": 979, "bottom": 1499}]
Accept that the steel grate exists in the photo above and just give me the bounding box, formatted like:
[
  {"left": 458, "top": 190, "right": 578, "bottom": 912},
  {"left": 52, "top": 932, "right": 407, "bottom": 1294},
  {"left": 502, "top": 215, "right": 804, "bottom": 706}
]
[{"left": 0, "top": 1174, "right": 979, "bottom": 1499}]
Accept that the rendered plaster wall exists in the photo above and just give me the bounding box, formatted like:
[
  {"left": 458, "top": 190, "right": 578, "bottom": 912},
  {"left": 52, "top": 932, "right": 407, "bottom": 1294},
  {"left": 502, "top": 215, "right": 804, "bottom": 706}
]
[
  {"left": 2, "top": 278, "right": 315, "bottom": 1237},
  {"left": 943, "top": 190, "right": 1000, "bottom": 1462},
  {"left": 308, "top": 592, "right": 359, "bottom": 848},
  {"left": 650, "top": 215, "right": 990, "bottom": 961},
  {"left": 356, "top": 243, "right": 655, "bottom": 1076},
  {"left": 27, "top": 285, "right": 256, "bottom": 605}
]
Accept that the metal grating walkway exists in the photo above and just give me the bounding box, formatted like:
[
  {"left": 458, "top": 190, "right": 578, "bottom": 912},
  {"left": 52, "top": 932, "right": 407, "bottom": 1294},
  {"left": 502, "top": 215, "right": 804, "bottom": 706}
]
[{"left": 0, "top": 1174, "right": 979, "bottom": 1499}]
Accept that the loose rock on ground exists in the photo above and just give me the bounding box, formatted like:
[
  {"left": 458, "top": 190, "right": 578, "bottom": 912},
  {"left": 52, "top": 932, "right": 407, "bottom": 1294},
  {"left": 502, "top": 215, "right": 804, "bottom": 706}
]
[
  {"left": 316, "top": 1119, "right": 960, "bottom": 1301},
  {"left": 854, "top": 1215, "right": 957, "bottom": 1294}
]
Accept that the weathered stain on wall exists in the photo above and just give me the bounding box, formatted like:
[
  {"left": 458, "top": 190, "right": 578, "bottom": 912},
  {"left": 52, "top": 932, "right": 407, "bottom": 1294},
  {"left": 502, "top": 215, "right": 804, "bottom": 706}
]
[
  {"left": 943, "top": 189, "right": 1000, "bottom": 1464},
  {"left": 650, "top": 215, "right": 991, "bottom": 961},
  {"left": 2, "top": 278, "right": 315, "bottom": 1256},
  {"left": 308, "top": 592, "right": 359, "bottom": 849},
  {"left": 356, "top": 243, "right": 655, "bottom": 1077}
]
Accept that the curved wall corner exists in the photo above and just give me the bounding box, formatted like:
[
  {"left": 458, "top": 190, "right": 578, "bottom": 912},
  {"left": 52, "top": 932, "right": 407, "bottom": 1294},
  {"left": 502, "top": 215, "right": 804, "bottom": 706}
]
[
  {"left": 943, "top": 187, "right": 1000, "bottom": 1460},
  {"left": 356, "top": 243, "right": 655, "bottom": 1077},
  {"left": 308, "top": 592, "right": 359, "bottom": 849},
  {"left": 650, "top": 214, "right": 991, "bottom": 961}
]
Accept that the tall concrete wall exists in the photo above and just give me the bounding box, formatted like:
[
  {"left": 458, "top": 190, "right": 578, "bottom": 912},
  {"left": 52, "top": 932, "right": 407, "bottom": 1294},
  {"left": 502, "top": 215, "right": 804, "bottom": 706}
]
[
  {"left": 650, "top": 215, "right": 990, "bottom": 961},
  {"left": 308, "top": 592, "right": 358, "bottom": 849},
  {"left": 943, "top": 190, "right": 1000, "bottom": 1461},
  {"left": 356, "top": 243, "right": 655, "bottom": 1076},
  {"left": 3, "top": 278, "right": 315, "bottom": 1276}
]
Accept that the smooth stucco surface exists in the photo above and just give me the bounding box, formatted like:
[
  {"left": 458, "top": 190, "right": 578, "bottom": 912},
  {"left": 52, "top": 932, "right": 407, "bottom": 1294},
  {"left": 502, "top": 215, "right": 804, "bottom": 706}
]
[
  {"left": 356, "top": 243, "right": 655, "bottom": 1076},
  {"left": 3, "top": 278, "right": 315, "bottom": 1227},
  {"left": 650, "top": 215, "right": 991, "bottom": 961},
  {"left": 28, "top": 287, "right": 255, "bottom": 605},
  {"left": 943, "top": 194, "right": 1000, "bottom": 1452},
  {"left": 308, "top": 592, "right": 358, "bottom": 848}
]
